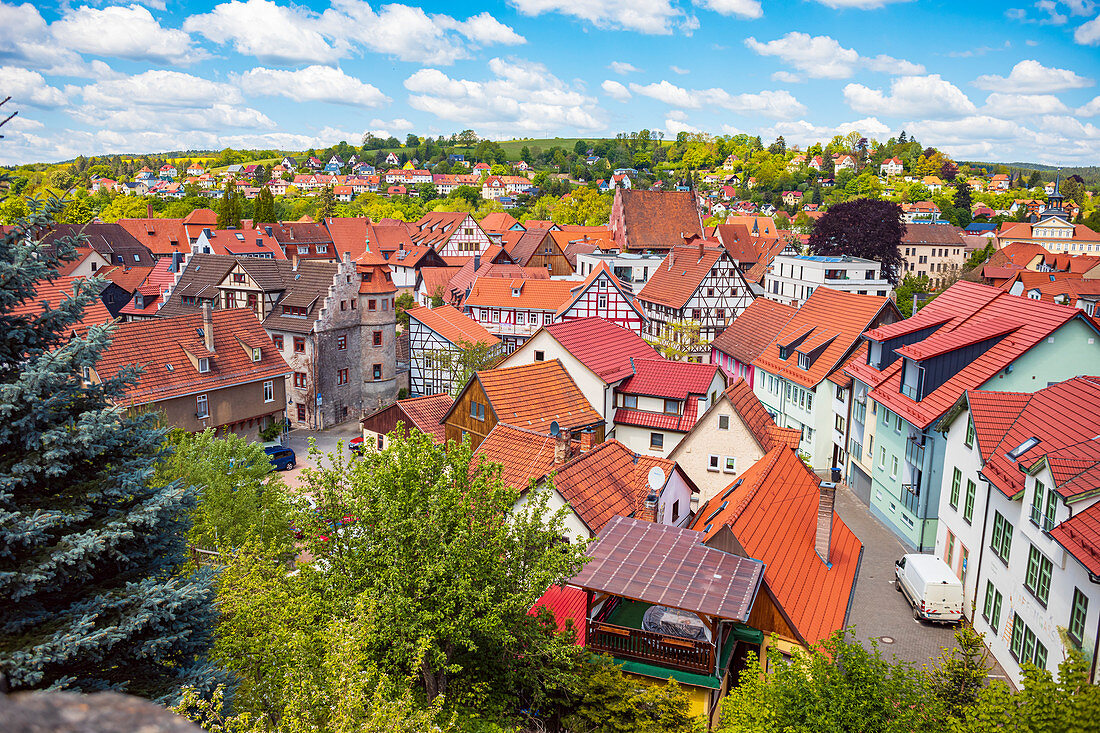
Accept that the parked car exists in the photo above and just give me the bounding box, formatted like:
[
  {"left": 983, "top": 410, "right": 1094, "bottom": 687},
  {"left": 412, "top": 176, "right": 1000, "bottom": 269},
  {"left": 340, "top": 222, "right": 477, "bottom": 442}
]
[
  {"left": 264, "top": 445, "right": 296, "bottom": 471},
  {"left": 349, "top": 436, "right": 365, "bottom": 455},
  {"left": 894, "top": 554, "right": 963, "bottom": 624}
]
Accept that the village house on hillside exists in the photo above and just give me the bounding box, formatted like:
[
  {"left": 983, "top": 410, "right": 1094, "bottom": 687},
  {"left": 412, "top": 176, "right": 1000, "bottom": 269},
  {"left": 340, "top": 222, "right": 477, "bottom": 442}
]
[{"left": 609, "top": 188, "right": 703, "bottom": 252}]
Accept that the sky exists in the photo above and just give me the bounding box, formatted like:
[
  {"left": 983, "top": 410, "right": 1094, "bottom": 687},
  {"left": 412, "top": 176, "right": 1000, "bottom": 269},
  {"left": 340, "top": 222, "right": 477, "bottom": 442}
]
[{"left": 2, "top": 0, "right": 1099, "bottom": 166}]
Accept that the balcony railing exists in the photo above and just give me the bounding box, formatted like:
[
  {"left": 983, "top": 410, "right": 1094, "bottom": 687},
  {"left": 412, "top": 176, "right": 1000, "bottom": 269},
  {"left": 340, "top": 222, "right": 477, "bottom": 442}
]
[{"left": 586, "top": 620, "right": 716, "bottom": 675}]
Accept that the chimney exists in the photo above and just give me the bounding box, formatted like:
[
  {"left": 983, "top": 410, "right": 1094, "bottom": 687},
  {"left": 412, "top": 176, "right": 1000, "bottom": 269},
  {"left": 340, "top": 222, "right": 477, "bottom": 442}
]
[
  {"left": 639, "top": 491, "right": 658, "bottom": 523},
  {"left": 202, "top": 302, "right": 214, "bottom": 352},
  {"left": 698, "top": 235, "right": 704, "bottom": 260},
  {"left": 292, "top": 253, "right": 299, "bottom": 271},
  {"left": 553, "top": 429, "right": 572, "bottom": 464},
  {"left": 474, "top": 252, "right": 481, "bottom": 271},
  {"left": 343, "top": 251, "right": 351, "bottom": 266},
  {"left": 815, "top": 481, "right": 836, "bottom": 565},
  {"left": 146, "top": 202, "right": 153, "bottom": 218}
]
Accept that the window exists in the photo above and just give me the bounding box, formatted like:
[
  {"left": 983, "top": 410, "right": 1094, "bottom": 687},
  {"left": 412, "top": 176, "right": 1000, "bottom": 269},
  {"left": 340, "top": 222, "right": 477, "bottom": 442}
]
[
  {"left": 835, "top": 415, "right": 846, "bottom": 433},
  {"left": 372, "top": 364, "right": 382, "bottom": 380},
  {"left": 516, "top": 312, "right": 525, "bottom": 325},
  {"left": 337, "top": 334, "right": 347, "bottom": 351},
  {"left": 650, "top": 432, "right": 664, "bottom": 450},
  {"left": 251, "top": 347, "right": 261, "bottom": 362},
  {"left": 708, "top": 455, "right": 720, "bottom": 471},
  {"left": 990, "top": 511, "right": 1013, "bottom": 565},
  {"left": 294, "top": 337, "right": 305, "bottom": 353},
  {"left": 946, "top": 532, "right": 955, "bottom": 567},
  {"left": 534, "top": 350, "right": 545, "bottom": 361},
  {"left": 337, "top": 368, "right": 349, "bottom": 385},
  {"left": 470, "top": 401, "right": 486, "bottom": 421},
  {"left": 196, "top": 394, "right": 209, "bottom": 418},
  {"left": 263, "top": 380, "right": 274, "bottom": 402},
  {"left": 964, "top": 480, "right": 976, "bottom": 524},
  {"left": 724, "top": 456, "right": 737, "bottom": 473},
  {"left": 949, "top": 467, "right": 961, "bottom": 510},
  {"left": 1069, "top": 589, "right": 1088, "bottom": 646},
  {"left": 368, "top": 299, "right": 377, "bottom": 311},
  {"left": 718, "top": 414, "right": 730, "bottom": 430},
  {"left": 1024, "top": 545, "right": 1053, "bottom": 606},
  {"left": 672, "top": 499, "right": 680, "bottom": 523},
  {"left": 294, "top": 372, "right": 307, "bottom": 388},
  {"left": 373, "top": 330, "right": 382, "bottom": 346},
  {"left": 879, "top": 446, "right": 886, "bottom": 468},
  {"left": 891, "top": 455, "right": 898, "bottom": 479},
  {"left": 1043, "top": 485, "right": 1057, "bottom": 531},
  {"left": 965, "top": 417, "right": 975, "bottom": 448},
  {"left": 340, "top": 300, "right": 347, "bottom": 311},
  {"left": 598, "top": 294, "right": 607, "bottom": 309},
  {"left": 351, "top": 299, "right": 357, "bottom": 310},
  {"left": 198, "top": 357, "right": 210, "bottom": 373},
  {"left": 797, "top": 352, "right": 809, "bottom": 370},
  {"left": 1010, "top": 614, "right": 1047, "bottom": 670},
  {"left": 544, "top": 313, "right": 552, "bottom": 325},
  {"left": 1030, "top": 480, "right": 1045, "bottom": 526},
  {"left": 623, "top": 395, "right": 638, "bottom": 409},
  {"left": 894, "top": 413, "right": 902, "bottom": 433},
  {"left": 232, "top": 272, "right": 246, "bottom": 283},
  {"left": 663, "top": 399, "right": 679, "bottom": 415}
]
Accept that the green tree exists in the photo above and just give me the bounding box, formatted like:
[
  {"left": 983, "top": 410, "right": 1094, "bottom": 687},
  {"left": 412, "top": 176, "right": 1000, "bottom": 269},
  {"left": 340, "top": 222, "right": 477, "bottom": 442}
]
[
  {"left": 1027, "top": 170, "right": 1042, "bottom": 189},
  {"left": 254, "top": 186, "right": 276, "bottom": 224},
  {"left": 952, "top": 178, "right": 972, "bottom": 213},
  {"left": 650, "top": 319, "right": 702, "bottom": 361},
  {"left": 0, "top": 191, "right": 221, "bottom": 701},
  {"left": 894, "top": 274, "right": 935, "bottom": 317},
  {"left": 394, "top": 291, "right": 416, "bottom": 329},
  {"left": 218, "top": 179, "right": 242, "bottom": 229},
  {"left": 1060, "top": 176, "right": 1084, "bottom": 207},
  {"left": 318, "top": 185, "right": 336, "bottom": 219},
  {"left": 428, "top": 338, "right": 502, "bottom": 398},
  {"left": 931, "top": 625, "right": 989, "bottom": 718}
]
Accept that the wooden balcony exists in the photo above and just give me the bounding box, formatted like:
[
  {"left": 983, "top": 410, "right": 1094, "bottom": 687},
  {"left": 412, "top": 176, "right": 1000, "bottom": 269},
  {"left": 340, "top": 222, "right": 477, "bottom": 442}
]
[{"left": 586, "top": 619, "right": 716, "bottom": 675}]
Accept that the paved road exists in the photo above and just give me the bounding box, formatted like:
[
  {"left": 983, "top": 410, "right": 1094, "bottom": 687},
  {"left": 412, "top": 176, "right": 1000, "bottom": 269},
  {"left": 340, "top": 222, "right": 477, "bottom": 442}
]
[
  {"left": 277, "top": 421, "right": 361, "bottom": 493},
  {"left": 836, "top": 482, "right": 1010, "bottom": 684}
]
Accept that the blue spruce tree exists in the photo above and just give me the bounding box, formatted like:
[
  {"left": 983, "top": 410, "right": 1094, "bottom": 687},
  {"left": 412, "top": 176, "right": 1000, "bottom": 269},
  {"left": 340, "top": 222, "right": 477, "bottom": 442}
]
[{"left": 0, "top": 148, "right": 223, "bottom": 701}]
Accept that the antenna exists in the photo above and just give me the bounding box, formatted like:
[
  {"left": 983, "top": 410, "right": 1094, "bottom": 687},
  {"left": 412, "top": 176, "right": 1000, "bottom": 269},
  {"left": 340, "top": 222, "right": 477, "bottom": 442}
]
[
  {"left": 549, "top": 420, "right": 560, "bottom": 436},
  {"left": 646, "top": 466, "right": 666, "bottom": 491}
]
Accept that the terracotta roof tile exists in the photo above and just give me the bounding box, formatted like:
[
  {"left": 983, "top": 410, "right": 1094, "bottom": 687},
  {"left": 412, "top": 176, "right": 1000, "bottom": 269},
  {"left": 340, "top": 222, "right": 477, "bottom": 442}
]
[
  {"left": 505, "top": 228, "right": 551, "bottom": 266},
  {"left": 615, "top": 190, "right": 703, "bottom": 251},
  {"left": 617, "top": 358, "right": 719, "bottom": 399},
  {"left": 15, "top": 276, "right": 114, "bottom": 334},
  {"left": 1051, "top": 501, "right": 1100, "bottom": 577},
  {"left": 117, "top": 218, "right": 189, "bottom": 257},
  {"left": 472, "top": 360, "right": 603, "bottom": 434},
  {"left": 397, "top": 393, "right": 453, "bottom": 443},
  {"left": 711, "top": 298, "right": 796, "bottom": 366},
  {"left": 464, "top": 277, "right": 574, "bottom": 311},
  {"left": 901, "top": 223, "right": 966, "bottom": 246},
  {"left": 407, "top": 304, "right": 499, "bottom": 347},
  {"left": 474, "top": 423, "right": 560, "bottom": 491},
  {"left": 724, "top": 379, "right": 800, "bottom": 451},
  {"left": 691, "top": 447, "right": 861, "bottom": 643},
  {"left": 543, "top": 317, "right": 659, "bottom": 383},
  {"left": 637, "top": 241, "right": 732, "bottom": 310},
  {"left": 479, "top": 212, "right": 521, "bottom": 234}
]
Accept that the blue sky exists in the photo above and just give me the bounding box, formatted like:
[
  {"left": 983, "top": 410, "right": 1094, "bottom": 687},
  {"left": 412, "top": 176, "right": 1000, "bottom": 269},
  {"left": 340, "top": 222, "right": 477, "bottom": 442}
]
[{"left": 2, "top": 0, "right": 1099, "bottom": 165}]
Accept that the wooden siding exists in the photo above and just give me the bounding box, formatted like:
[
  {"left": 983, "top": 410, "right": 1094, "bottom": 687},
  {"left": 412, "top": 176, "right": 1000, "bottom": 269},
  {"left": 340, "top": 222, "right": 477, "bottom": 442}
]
[{"left": 444, "top": 377, "right": 496, "bottom": 450}]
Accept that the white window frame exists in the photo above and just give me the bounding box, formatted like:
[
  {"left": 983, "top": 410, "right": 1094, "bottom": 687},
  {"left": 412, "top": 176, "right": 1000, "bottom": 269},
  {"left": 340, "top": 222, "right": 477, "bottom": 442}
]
[
  {"left": 723, "top": 456, "right": 737, "bottom": 473},
  {"left": 196, "top": 393, "right": 209, "bottom": 418},
  {"left": 708, "top": 454, "right": 720, "bottom": 472},
  {"left": 717, "top": 414, "right": 730, "bottom": 430},
  {"left": 263, "top": 380, "right": 274, "bottom": 403},
  {"left": 198, "top": 357, "right": 210, "bottom": 373}
]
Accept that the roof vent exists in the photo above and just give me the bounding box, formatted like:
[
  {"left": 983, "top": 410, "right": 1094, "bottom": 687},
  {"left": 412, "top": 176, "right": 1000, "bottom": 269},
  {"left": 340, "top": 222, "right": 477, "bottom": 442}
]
[
  {"left": 166, "top": 364, "right": 174, "bottom": 371},
  {"left": 1008, "top": 437, "right": 1040, "bottom": 461}
]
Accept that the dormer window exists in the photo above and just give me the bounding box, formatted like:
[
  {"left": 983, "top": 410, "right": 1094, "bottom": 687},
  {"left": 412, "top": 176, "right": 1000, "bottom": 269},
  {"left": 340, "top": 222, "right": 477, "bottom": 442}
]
[
  {"left": 251, "top": 347, "right": 261, "bottom": 362},
  {"left": 512, "top": 287, "right": 521, "bottom": 297},
  {"left": 198, "top": 357, "right": 210, "bottom": 373},
  {"left": 797, "top": 352, "right": 809, "bottom": 370}
]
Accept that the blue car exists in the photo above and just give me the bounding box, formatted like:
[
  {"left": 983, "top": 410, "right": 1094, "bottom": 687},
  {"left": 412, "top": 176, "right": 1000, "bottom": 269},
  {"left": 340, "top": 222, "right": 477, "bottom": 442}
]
[{"left": 264, "top": 445, "right": 296, "bottom": 471}]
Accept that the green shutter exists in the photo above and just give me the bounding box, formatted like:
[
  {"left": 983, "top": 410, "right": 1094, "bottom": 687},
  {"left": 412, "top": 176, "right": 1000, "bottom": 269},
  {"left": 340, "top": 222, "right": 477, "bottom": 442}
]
[
  {"left": 1070, "top": 589, "right": 1088, "bottom": 643},
  {"left": 991, "top": 591, "right": 1002, "bottom": 632},
  {"left": 1037, "top": 555, "right": 1052, "bottom": 605},
  {"left": 1010, "top": 613, "right": 1024, "bottom": 659},
  {"left": 1030, "top": 481, "right": 1044, "bottom": 525},
  {"left": 983, "top": 581, "right": 994, "bottom": 619},
  {"left": 964, "top": 480, "right": 976, "bottom": 523},
  {"left": 950, "top": 468, "right": 961, "bottom": 510},
  {"left": 1026, "top": 546, "right": 1040, "bottom": 592},
  {"left": 1044, "top": 490, "right": 1057, "bottom": 531},
  {"left": 1033, "top": 641, "right": 1047, "bottom": 670}
]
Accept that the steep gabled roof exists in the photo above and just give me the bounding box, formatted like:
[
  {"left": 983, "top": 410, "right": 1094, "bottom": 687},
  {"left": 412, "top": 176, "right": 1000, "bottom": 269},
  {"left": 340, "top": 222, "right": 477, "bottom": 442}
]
[
  {"left": 754, "top": 288, "right": 893, "bottom": 390},
  {"left": 473, "top": 423, "right": 560, "bottom": 490},
  {"left": 724, "top": 379, "right": 801, "bottom": 452},
  {"left": 15, "top": 276, "right": 114, "bottom": 333},
  {"left": 464, "top": 277, "right": 574, "bottom": 311},
  {"left": 505, "top": 227, "right": 552, "bottom": 266},
  {"left": 117, "top": 218, "right": 189, "bottom": 257},
  {"left": 637, "top": 241, "right": 728, "bottom": 310},
  {"left": 479, "top": 212, "right": 521, "bottom": 233},
  {"left": 691, "top": 447, "right": 862, "bottom": 644},
  {"left": 555, "top": 261, "right": 644, "bottom": 319},
  {"left": 614, "top": 189, "right": 703, "bottom": 251},
  {"left": 407, "top": 304, "right": 499, "bottom": 347},
  {"left": 616, "top": 357, "right": 718, "bottom": 399},
  {"left": 542, "top": 317, "right": 659, "bottom": 383},
  {"left": 711, "top": 298, "right": 796, "bottom": 366}
]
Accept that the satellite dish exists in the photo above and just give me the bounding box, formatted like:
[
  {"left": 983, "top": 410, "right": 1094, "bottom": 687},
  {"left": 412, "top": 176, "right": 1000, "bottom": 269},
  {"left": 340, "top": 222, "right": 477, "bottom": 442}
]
[
  {"left": 549, "top": 420, "right": 560, "bottom": 436},
  {"left": 647, "top": 466, "right": 666, "bottom": 490}
]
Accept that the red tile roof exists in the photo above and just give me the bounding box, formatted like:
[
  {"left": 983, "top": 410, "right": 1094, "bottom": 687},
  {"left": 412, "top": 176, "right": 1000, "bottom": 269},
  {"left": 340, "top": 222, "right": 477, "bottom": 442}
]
[
  {"left": 617, "top": 357, "right": 719, "bottom": 399},
  {"left": 1050, "top": 500, "right": 1100, "bottom": 577},
  {"left": 474, "top": 422, "right": 560, "bottom": 490},
  {"left": 849, "top": 281, "right": 1086, "bottom": 430},
  {"left": 711, "top": 297, "right": 796, "bottom": 366},
  {"left": 543, "top": 317, "right": 659, "bottom": 383},
  {"left": 117, "top": 218, "right": 189, "bottom": 257},
  {"left": 201, "top": 228, "right": 286, "bottom": 259},
  {"left": 102, "top": 265, "right": 153, "bottom": 293},
  {"left": 964, "top": 377, "right": 1100, "bottom": 500},
  {"left": 479, "top": 212, "right": 521, "bottom": 234},
  {"left": 464, "top": 360, "right": 604, "bottom": 434},
  {"left": 754, "top": 288, "right": 893, "bottom": 390},
  {"left": 505, "top": 228, "right": 551, "bottom": 266},
  {"left": 396, "top": 393, "right": 453, "bottom": 444},
  {"left": 724, "top": 379, "right": 801, "bottom": 452},
  {"left": 637, "top": 240, "right": 728, "bottom": 310},
  {"left": 614, "top": 189, "right": 703, "bottom": 251},
  {"left": 614, "top": 398, "right": 700, "bottom": 433},
  {"left": 407, "top": 304, "right": 499, "bottom": 347},
  {"left": 901, "top": 223, "right": 965, "bottom": 246},
  {"left": 323, "top": 216, "right": 370, "bottom": 260},
  {"left": 417, "top": 266, "right": 463, "bottom": 301},
  {"left": 691, "top": 447, "right": 862, "bottom": 644},
  {"left": 464, "top": 277, "right": 574, "bottom": 311},
  {"left": 93, "top": 309, "right": 290, "bottom": 406},
  {"left": 530, "top": 584, "right": 587, "bottom": 644},
  {"left": 15, "top": 276, "right": 114, "bottom": 334}
]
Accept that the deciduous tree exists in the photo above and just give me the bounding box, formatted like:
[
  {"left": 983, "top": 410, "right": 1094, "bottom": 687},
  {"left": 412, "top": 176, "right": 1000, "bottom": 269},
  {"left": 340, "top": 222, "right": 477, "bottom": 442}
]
[{"left": 807, "top": 197, "right": 905, "bottom": 284}]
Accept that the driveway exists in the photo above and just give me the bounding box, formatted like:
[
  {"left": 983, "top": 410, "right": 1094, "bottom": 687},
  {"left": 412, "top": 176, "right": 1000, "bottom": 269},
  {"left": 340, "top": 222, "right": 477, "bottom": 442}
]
[
  {"left": 835, "top": 483, "right": 1011, "bottom": 684},
  {"left": 278, "top": 421, "right": 361, "bottom": 493}
]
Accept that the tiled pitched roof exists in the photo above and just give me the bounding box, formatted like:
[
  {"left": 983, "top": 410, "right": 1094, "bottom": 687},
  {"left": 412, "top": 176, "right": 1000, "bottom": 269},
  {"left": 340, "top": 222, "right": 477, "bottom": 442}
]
[
  {"left": 410, "top": 212, "right": 478, "bottom": 248},
  {"left": 754, "top": 288, "right": 892, "bottom": 390},
  {"left": 117, "top": 218, "right": 189, "bottom": 257},
  {"left": 969, "top": 378, "right": 1100, "bottom": 500},
  {"left": 1050, "top": 500, "right": 1100, "bottom": 577},
  {"left": 464, "top": 277, "right": 574, "bottom": 311},
  {"left": 986, "top": 242, "right": 1050, "bottom": 269},
  {"left": 472, "top": 359, "right": 603, "bottom": 434},
  {"left": 614, "top": 397, "right": 701, "bottom": 433},
  {"left": 323, "top": 217, "right": 370, "bottom": 260},
  {"left": 478, "top": 212, "right": 521, "bottom": 233},
  {"left": 530, "top": 585, "right": 587, "bottom": 644},
  {"left": 849, "top": 281, "right": 1085, "bottom": 430},
  {"left": 555, "top": 262, "right": 643, "bottom": 319},
  {"left": 474, "top": 422, "right": 560, "bottom": 490},
  {"left": 615, "top": 190, "right": 703, "bottom": 251},
  {"left": 417, "top": 266, "right": 462, "bottom": 300},
  {"left": 543, "top": 317, "right": 659, "bottom": 383},
  {"left": 827, "top": 341, "right": 867, "bottom": 388},
  {"left": 724, "top": 379, "right": 800, "bottom": 452},
  {"left": 505, "top": 228, "right": 552, "bottom": 266},
  {"left": 407, "top": 304, "right": 499, "bottom": 347},
  {"left": 617, "top": 357, "right": 718, "bottom": 399},
  {"left": 15, "top": 276, "right": 114, "bottom": 333},
  {"left": 637, "top": 241, "right": 728, "bottom": 309},
  {"left": 711, "top": 298, "right": 796, "bottom": 366},
  {"left": 199, "top": 228, "right": 286, "bottom": 259},
  {"left": 396, "top": 391, "right": 451, "bottom": 442},
  {"left": 901, "top": 223, "right": 965, "bottom": 246},
  {"left": 964, "top": 390, "right": 1032, "bottom": 462},
  {"left": 691, "top": 447, "right": 862, "bottom": 644},
  {"left": 93, "top": 309, "right": 290, "bottom": 405},
  {"left": 714, "top": 223, "right": 758, "bottom": 264},
  {"left": 102, "top": 265, "right": 153, "bottom": 293},
  {"left": 40, "top": 223, "right": 156, "bottom": 266}
]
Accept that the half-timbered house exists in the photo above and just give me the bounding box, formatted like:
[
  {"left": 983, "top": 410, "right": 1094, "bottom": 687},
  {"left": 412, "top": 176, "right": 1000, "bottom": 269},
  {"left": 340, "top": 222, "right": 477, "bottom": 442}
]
[
  {"left": 504, "top": 227, "right": 574, "bottom": 275},
  {"left": 406, "top": 305, "right": 502, "bottom": 397},
  {"left": 463, "top": 277, "right": 575, "bottom": 352},
  {"left": 409, "top": 212, "right": 494, "bottom": 258},
  {"left": 555, "top": 261, "right": 646, "bottom": 335},
  {"left": 637, "top": 237, "right": 755, "bottom": 360}
]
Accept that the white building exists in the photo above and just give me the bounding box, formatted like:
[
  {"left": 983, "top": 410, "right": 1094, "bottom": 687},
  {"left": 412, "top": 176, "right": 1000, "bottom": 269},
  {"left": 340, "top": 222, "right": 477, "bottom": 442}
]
[
  {"left": 574, "top": 251, "right": 666, "bottom": 292},
  {"left": 764, "top": 255, "right": 892, "bottom": 308}
]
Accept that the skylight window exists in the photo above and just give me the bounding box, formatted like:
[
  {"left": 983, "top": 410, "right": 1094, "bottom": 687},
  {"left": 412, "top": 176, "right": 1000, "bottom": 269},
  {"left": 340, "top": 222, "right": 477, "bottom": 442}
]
[{"left": 1008, "top": 437, "right": 1041, "bottom": 461}]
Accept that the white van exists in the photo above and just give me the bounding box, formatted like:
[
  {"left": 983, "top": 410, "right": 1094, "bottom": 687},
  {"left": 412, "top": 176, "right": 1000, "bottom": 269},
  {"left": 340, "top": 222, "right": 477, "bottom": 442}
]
[{"left": 894, "top": 554, "right": 963, "bottom": 624}]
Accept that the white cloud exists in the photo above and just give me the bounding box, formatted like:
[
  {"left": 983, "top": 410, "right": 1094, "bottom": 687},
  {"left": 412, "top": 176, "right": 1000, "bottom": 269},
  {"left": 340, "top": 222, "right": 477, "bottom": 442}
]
[
  {"left": 666, "top": 117, "right": 702, "bottom": 135},
  {"left": 1034, "top": 0, "right": 1068, "bottom": 24},
  {"left": 982, "top": 91, "right": 1069, "bottom": 116},
  {"left": 1, "top": 66, "right": 68, "bottom": 107},
  {"left": 745, "top": 32, "right": 925, "bottom": 80},
  {"left": 404, "top": 57, "right": 605, "bottom": 134},
  {"left": 51, "top": 4, "right": 206, "bottom": 64},
  {"left": 1076, "top": 13, "right": 1100, "bottom": 44},
  {"left": 601, "top": 79, "right": 632, "bottom": 101},
  {"left": 628, "top": 80, "right": 805, "bottom": 117},
  {"left": 844, "top": 74, "right": 976, "bottom": 118},
  {"left": 972, "top": 59, "right": 1093, "bottom": 91},
  {"left": 507, "top": 0, "right": 686, "bottom": 34},
  {"left": 670, "top": 65, "right": 690, "bottom": 74},
  {"left": 692, "top": 0, "right": 763, "bottom": 19},
  {"left": 236, "top": 66, "right": 389, "bottom": 106},
  {"left": 0, "top": 3, "right": 122, "bottom": 77},
  {"left": 1078, "top": 95, "right": 1100, "bottom": 115},
  {"left": 666, "top": 109, "right": 688, "bottom": 120},
  {"left": 609, "top": 61, "right": 640, "bottom": 74},
  {"left": 369, "top": 117, "right": 414, "bottom": 131},
  {"left": 758, "top": 117, "right": 892, "bottom": 147},
  {"left": 184, "top": 0, "right": 524, "bottom": 65},
  {"left": 811, "top": 0, "right": 913, "bottom": 7},
  {"left": 772, "top": 71, "right": 801, "bottom": 83}
]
